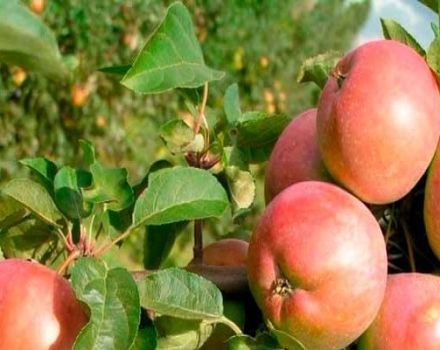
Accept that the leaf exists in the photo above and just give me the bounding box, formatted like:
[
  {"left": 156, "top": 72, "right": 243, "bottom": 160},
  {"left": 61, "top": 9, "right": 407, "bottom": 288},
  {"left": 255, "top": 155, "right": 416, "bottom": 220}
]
[
  {"left": 225, "top": 167, "right": 255, "bottom": 210},
  {"left": 418, "top": 0, "right": 438, "bottom": 12},
  {"left": 132, "top": 320, "right": 157, "bottom": 350},
  {"left": 71, "top": 257, "right": 140, "bottom": 350},
  {"left": 0, "top": 194, "right": 27, "bottom": 231},
  {"left": 137, "top": 267, "right": 223, "bottom": 320},
  {"left": 19, "top": 157, "right": 58, "bottom": 191},
  {"left": 160, "top": 119, "right": 203, "bottom": 154},
  {"left": 83, "top": 162, "right": 134, "bottom": 211},
  {"left": 270, "top": 329, "right": 305, "bottom": 350},
  {"left": 224, "top": 83, "right": 242, "bottom": 126},
  {"left": 99, "top": 65, "right": 132, "bottom": 76},
  {"left": 235, "top": 112, "right": 289, "bottom": 148},
  {"left": 428, "top": 38, "right": 440, "bottom": 75},
  {"left": 80, "top": 140, "right": 96, "bottom": 167},
  {"left": 54, "top": 166, "right": 92, "bottom": 220},
  {"left": 226, "top": 333, "right": 282, "bottom": 350},
  {"left": 2, "top": 178, "right": 64, "bottom": 227},
  {"left": 0, "top": 247, "right": 3, "bottom": 260},
  {"left": 380, "top": 18, "right": 425, "bottom": 56},
  {"left": 297, "top": 51, "right": 341, "bottom": 89},
  {"left": 133, "top": 167, "right": 229, "bottom": 227},
  {"left": 432, "top": 22, "right": 439, "bottom": 38},
  {"left": 133, "top": 159, "right": 174, "bottom": 197},
  {"left": 155, "top": 316, "right": 213, "bottom": 350},
  {"left": 121, "top": 2, "right": 224, "bottom": 94},
  {"left": 0, "top": 0, "right": 67, "bottom": 79},
  {"left": 144, "top": 221, "right": 188, "bottom": 269}
]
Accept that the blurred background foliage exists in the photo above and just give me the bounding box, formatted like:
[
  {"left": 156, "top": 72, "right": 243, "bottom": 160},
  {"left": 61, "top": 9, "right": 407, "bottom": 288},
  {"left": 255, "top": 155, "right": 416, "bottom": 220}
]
[{"left": 0, "top": 0, "right": 370, "bottom": 268}]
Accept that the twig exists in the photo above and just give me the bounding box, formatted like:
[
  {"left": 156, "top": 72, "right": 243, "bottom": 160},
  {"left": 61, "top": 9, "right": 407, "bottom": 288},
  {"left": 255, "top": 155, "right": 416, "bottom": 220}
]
[
  {"left": 57, "top": 250, "right": 81, "bottom": 275},
  {"left": 193, "top": 220, "right": 203, "bottom": 264},
  {"left": 93, "top": 226, "right": 133, "bottom": 257},
  {"left": 194, "top": 83, "right": 209, "bottom": 134}
]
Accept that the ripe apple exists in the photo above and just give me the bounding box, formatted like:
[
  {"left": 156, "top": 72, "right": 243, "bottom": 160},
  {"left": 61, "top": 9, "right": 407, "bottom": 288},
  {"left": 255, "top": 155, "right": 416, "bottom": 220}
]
[
  {"left": 424, "top": 147, "right": 440, "bottom": 259},
  {"left": 265, "top": 108, "right": 330, "bottom": 203},
  {"left": 317, "top": 39, "right": 440, "bottom": 204},
  {"left": 0, "top": 259, "right": 89, "bottom": 350},
  {"left": 71, "top": 84, "right": 89, "bottom": 107},
  {"left": 247, "top": 181, "right": 387, "bottom": 350},
  {"left": 30, "top": 0, "right": 45, "bottom": 14},
  {"left": 358, "top": 273, "right": 440, "bottom": 350},
  {"left": 203, "top": 238, "right": 249, "bottom": 267}
]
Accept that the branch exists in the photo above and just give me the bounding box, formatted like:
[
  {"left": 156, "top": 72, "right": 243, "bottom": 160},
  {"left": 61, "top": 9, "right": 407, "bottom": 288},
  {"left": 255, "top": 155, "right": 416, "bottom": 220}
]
[{"left": 131, "top": 264, "right": 248, "bottom": 296}]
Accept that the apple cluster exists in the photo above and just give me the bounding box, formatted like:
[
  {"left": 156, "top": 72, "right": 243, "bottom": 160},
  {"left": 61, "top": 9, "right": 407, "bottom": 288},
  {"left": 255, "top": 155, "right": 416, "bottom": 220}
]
[{"left": 249, "top": 40, "right": 440, "bottom": 349}]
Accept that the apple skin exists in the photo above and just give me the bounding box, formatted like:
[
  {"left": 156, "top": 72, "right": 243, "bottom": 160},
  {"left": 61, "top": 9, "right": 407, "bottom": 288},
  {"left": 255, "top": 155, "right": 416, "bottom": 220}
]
[
  {"left": 0, "top": 259, "right": 89, "bottom": 350},
  {"left": 203, "top": 238, "right": 249, "bottom": 267},
  {"left": 358, "top": 273, "right": 440, "bottom": 350},
  {"left": 247, "top": 181, "right": 387, "bottom": 350},
  {"left": 424, "top": 147, "right": 440, "bottom": 259},
  {"left": 317, "top": 39, "right": 440, "bottom": 204},
  {"left": 264, "top": 108, "right": 330, "bottom": 203}
]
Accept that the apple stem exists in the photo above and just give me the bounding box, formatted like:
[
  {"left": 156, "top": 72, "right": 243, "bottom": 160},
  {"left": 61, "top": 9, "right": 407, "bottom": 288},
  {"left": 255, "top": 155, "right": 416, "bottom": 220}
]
[
  {"left": 193, "top": 219, "right": 204, "bottom": 264},
  {"left": 215, "top": 316, "right": 243, "bottom": 335}
]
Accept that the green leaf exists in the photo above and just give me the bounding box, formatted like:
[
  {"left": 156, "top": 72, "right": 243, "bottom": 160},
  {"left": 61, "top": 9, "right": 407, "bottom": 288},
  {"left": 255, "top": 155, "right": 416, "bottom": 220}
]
[
  {"left": 54, "top": 166, "right": 92, "bottom": 220},
  {"left": 225, "top": 167, "right": 255, "bottom": 210},
  {"left": 0, "top": 246, "right": 3, "bottom": 260},
  {"left": 297, "top": 51, "right": 341, "bottom": 89},
  {"left": 99, "top": 64, "right": 132, "bottom": 76},
  {"left": 0, "top": 0, "right": 67, "bottom": 79},
  {"left": 144, "top": 221, "right": 188, "bottom": 269},
  {"left": 235, "top": 112, "right": 289, "bottom": 148},
  {"left": 224, "top": 83, "right": 242, "bottom": 126},
  {"left": 418, "top": 0, "right": 438, "bottom": 12},
  {"left": 270, "top": 329, "right": 305, "bottom": 350},
  {"left": 133, "top": 159, "right": 174, "bottom": 197},
  {"left": 137, "top": 267, "right": 223, "bottom": 320},
  {"left": 19, "top": 157, "right": 58, "bottom": 191},
  {"left": 132, "top": 320, "right": 157, "bottom": 350},
  {"left": 432, "top": 22, "right": 439, "bottom": 38},
  {"left": 121, "top": 2, "right": 224, "bottom": 94},
  {"left": 226, "top": 333, "right": 282, "bottom": 350},
  {"left": 133, "top": 167, "right": 229, "bottom": 227},
  {"left": 428, "top": 38, "right": 440, "bottom": 75},
  {"left": 71, "top": 257, "right": 140, "bottom": 350},
  {"left": 155, "top": 316, "right": 213, "bottom": 350},
  {"left": 160, "top": 119, "right": 203, "bottom": 154},
  {"left": 0, "top": 194, "right": 27, "bottom": 231},
  {"left": 2, "top": 178, "right": 64, "bottom": 227},
  {"left": 380, "top": 18, "right": 425, "bottom": 56},
  {"left": 80, "top": 140, "right": 96, "bottom": 167},
  {"left": 83, "top": 162, "right": 134, "bottom": 211}
]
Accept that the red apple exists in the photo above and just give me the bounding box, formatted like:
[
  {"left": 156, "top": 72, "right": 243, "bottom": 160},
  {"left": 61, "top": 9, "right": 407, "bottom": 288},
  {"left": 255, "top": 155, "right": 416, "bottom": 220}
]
[
  {"left": 247, "top": 181, "right": 387, "bottom": 350},
  {"left": 317, "top": 39, "right": 440, "bottom": 204},
  {"left": 0, "top": 259, "right": 89, "bottom": 350},
  {"left": 264, "top": 108, "right": 330, "bottom": 203},
  {"left": 359, "top": 273, "right": 440, "bottom": 350},
  {"left": 424, "top": 146, "right": 440, "bottom": 259},
  {"left": 203, "top": 239, "right": 249, "bottom": 267}
]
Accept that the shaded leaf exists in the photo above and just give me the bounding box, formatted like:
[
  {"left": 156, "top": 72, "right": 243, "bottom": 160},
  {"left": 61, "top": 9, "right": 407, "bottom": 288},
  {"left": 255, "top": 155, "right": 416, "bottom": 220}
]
[
  {"left": 418, "top": 0, "right": 438, "bottom": 12},
  {"left": 0, "top": 194, "right": 27, "bottom": 231},
  {"left": 0, "top": 0, "right": 67, "bottom": 79},
  {"left": 297, "top": 51, "right": 341, "bottom": 89},
  {"left": 0, "top": 247, "right": 3, "bottom": 260},
  {"left": 160, "top": 119, "right": 202, "bottom": 154},
  {"left": 133, "top": 167, "right": 229, "bottom": 227},
  {"left": 71, "top": 257, "right": 140, "bottom": 350},
  {"left": 121, "top": 2, "right": 224, "bottom": 94},
  {"left": 155, "top": 316, "right": 213, "bottom": 350},
  {"left": 224, "top": 83, "right": 242, "bottom": 126},
  {"left": 428, "top": 37, "right": 440, "bottom": 75},
  {"left": 144, "top": 221, "right": 188, "bottom": 269},
  {"left": 137, "top": 267, "right": 223, "bottom": 320},
  {"left": 270, "top": 329, "right": 305, "bottom": 350},
  {"left": 132, "top": 320, "right": 157, "bottom": 350},
  {"left": 54, "top": 166, "right": 91, "bottom": 220},
  {"left": 19, "top": 157, "right": 58, "bottom": 191},
  {"left": 80, "top": 139, "right": 96, "bottom": 167},
  {"left": 226, "top": 333, "right": 282, "bottom": 350},
  {"left": 2, "top": 178, "right": 64, "bottom": 227},
  {"left": 83, "top": 162, "right": 134, "bottom": 211},
  {"left": 99, "top": 65, "right": 132, "bottom": 76},
  {"left": 225, "top": 167, "right": 255, "bottom": 210},
  {"left": 380, "top": 18, "right": 425, "bottom": 56}
]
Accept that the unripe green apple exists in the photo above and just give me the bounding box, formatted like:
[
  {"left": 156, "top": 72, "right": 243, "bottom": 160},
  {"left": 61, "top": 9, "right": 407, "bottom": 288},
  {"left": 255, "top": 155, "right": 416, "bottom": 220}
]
[
  {"left": 264, "top": 108, "right": 330, "bottom": 203},
  {"left": 359, "top": 273, "right": 440, "bottom": 350},
  {"left": 318, "top": 39, "right": 440, "bottom": 204},
  {"left": 247, "top": 181, "right": 387, "bottom": 350},
  {"left": 0, "top": 259, "right": 89, "bottom": 350}
]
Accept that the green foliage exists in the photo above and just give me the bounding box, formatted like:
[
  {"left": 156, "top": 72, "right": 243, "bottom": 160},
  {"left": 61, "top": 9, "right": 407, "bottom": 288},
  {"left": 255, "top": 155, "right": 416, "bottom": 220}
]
[
  {"left": 297, "top": 51, "right": 341, "bottom": 89},
  {"left": 226, "top": 333, "right": 282, "bottom": 350},
  {"left": 380, "top": 18, "right": 425, "bottom": 56}
]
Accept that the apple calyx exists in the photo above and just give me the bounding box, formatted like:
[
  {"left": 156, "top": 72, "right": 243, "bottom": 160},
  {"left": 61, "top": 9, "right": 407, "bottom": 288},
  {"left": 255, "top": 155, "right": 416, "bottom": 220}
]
[
  {"left": 332, "top": 68, "right": 347, "bottom": 89},
  {"left": 272, "top": 277, "right": 293, "bottom": 296}
]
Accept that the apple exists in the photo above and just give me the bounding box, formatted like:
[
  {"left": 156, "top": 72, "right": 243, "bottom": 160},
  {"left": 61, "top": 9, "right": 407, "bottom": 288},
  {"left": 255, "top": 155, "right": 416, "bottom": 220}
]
[
  {"left": 203, "top": 238, "right": 249, "bottom": 267},
  {"left": 317, "top": 39, "right": 440, "bottom": 204},
  {"left": 264, "top": 108, "right": 330, "bottom": 203},
  {"left": 30, "top": 0, "right": 45, "bottom": 14},
  {"left": 424, "top": 147, "right": 440, "bottom": 259},
  {"left": 0, "top": 259, "right": 89, "bottom": 350},
  {"left": 247, "top": 181, "right": 387, "bottom": 350},
  {"left": 71, "top": 84, "right": 89, "bottom": 107},
  {"left": 359, "top": 273, "right": 440, "bottom": 350}
]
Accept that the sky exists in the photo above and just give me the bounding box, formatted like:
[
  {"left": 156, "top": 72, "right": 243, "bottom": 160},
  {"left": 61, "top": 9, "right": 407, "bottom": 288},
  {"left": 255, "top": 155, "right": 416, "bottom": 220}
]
[{"left": 354, "top": 0, "right": 437, "bottom": 49}]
